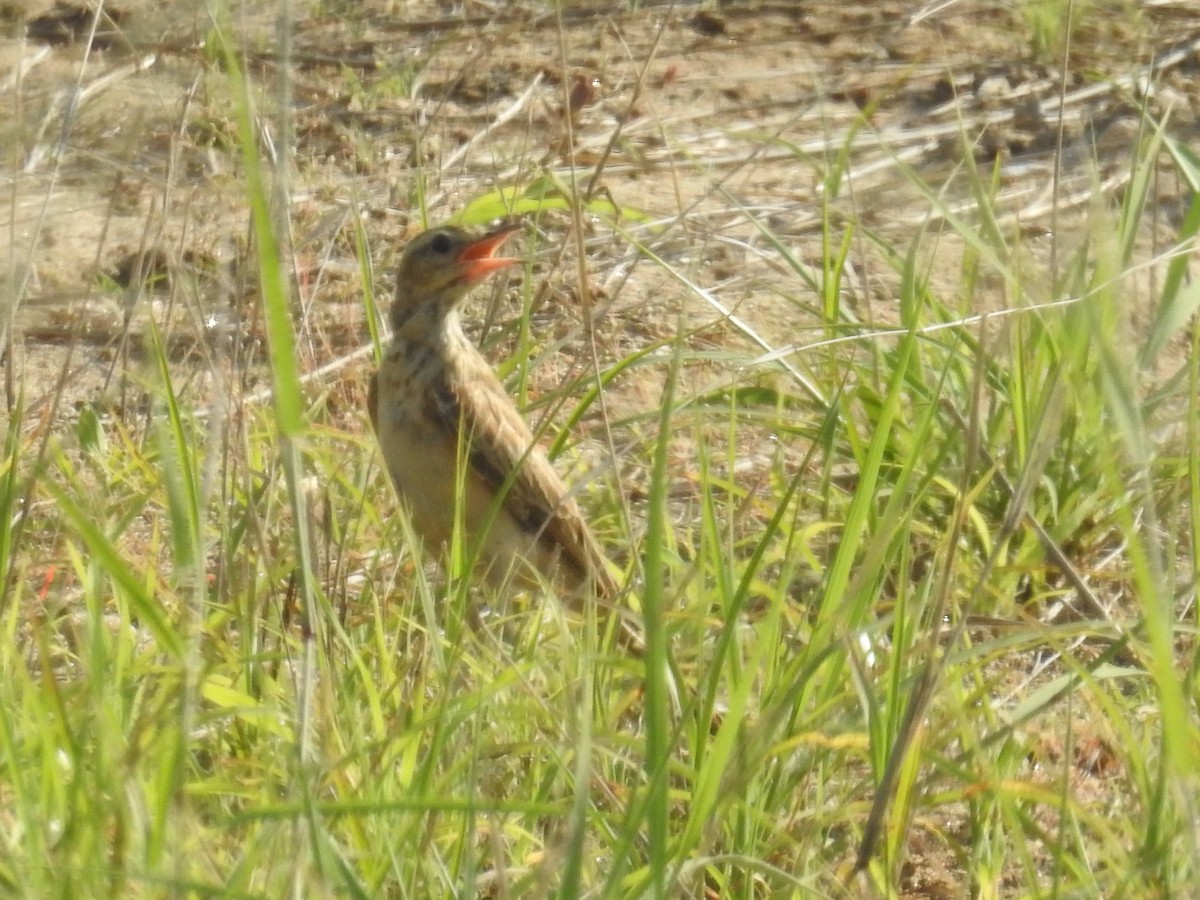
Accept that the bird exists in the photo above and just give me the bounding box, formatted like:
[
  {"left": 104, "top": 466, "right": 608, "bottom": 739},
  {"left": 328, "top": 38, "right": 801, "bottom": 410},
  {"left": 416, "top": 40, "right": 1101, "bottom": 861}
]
[{"left": 368, "top": 222, "right": 622, "bottom": 615}]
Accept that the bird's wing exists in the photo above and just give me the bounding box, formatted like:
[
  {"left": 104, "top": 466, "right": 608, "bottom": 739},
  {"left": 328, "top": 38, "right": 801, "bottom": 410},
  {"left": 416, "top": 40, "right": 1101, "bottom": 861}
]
[{"left": 425, "top": 354, "right": 617, "bottom": 597}]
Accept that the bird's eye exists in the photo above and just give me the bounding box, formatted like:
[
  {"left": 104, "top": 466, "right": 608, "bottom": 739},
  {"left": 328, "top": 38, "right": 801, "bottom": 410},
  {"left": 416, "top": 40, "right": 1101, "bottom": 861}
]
[{"left": 430, "top": 232, "right": 454, "bottom": 255}]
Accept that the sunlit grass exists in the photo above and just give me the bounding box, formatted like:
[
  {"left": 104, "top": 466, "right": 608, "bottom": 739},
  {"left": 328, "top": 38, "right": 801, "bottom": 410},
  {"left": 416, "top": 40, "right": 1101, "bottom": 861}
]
[{"left": 1, "top": 2, "right": 1199, "bottom": 898}]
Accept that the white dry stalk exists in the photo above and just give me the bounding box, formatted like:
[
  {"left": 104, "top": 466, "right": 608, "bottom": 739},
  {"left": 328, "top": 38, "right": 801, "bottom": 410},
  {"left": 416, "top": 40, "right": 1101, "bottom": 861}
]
[
  {"left": 24, "top": 54, "right": 157, "bottom": 174},
  {"left": 0, "top": 44, "right": 50, "bottom": 95}
]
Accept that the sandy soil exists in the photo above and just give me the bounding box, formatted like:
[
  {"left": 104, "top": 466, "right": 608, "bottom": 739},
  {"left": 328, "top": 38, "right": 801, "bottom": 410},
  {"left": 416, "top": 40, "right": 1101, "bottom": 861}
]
[
  {"left": 4, "top": 1, "right": 1198, "bottom": 416},
  {"left": 2, "top": 1, "right": 1199, "bottom": 894}
]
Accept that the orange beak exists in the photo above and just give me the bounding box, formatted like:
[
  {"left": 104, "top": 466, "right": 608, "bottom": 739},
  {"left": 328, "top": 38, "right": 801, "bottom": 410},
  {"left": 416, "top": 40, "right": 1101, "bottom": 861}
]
[{"left": 458, "top": 224, "right": 522, "bottom": 284}]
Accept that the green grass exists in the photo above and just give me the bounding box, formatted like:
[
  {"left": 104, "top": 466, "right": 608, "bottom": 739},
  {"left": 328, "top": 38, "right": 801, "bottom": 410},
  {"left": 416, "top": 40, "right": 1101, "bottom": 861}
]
[{"left": 3, "top": 2, "right": 1200, "bottom": 898}]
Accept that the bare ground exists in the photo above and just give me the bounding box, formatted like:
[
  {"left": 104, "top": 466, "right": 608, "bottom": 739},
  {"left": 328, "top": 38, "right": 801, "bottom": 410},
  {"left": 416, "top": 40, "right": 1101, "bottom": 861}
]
[
  {"left": 5, "top": 1, "right": 1199, "bottom": 409},
  {"left": 3, "top": 1, "right": 1200, "bottom": 895}
]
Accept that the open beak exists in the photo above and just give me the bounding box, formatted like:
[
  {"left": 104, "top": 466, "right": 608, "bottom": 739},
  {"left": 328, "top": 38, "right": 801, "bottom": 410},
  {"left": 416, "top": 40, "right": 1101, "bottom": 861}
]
[{"left": 458, "top": 224, "right": 522, "bottom": 284}]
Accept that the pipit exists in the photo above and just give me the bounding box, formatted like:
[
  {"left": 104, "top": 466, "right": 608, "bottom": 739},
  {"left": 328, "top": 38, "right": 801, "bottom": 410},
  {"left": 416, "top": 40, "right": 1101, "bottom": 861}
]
[{"left": 369, "top": 223, "right": 621, "bottom": 609}]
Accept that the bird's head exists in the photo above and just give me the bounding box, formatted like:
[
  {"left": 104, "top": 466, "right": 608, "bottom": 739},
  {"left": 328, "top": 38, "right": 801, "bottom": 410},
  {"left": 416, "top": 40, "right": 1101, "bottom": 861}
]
[{"left": 393, "top": 224, "right": 521, "bottom": 320}]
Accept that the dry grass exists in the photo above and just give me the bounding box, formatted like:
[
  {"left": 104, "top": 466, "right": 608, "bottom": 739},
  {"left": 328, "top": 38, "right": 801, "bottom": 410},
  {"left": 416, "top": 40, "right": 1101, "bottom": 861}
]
[{"left": 2, "top": 1, "right": 1200, "bottom": 897}]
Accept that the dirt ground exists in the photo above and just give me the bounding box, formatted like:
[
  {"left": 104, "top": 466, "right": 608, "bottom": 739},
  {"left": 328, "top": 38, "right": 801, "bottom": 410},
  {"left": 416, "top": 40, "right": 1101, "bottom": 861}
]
[
  {"left": 4, "top": 0, "right": 1199, "bottom": 416},
  {"left": 3, "top": 0, "right": 1200, "bottom": 895}
]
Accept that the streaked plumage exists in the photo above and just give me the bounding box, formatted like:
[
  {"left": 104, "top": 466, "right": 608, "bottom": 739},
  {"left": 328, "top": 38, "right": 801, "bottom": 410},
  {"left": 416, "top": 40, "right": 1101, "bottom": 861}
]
[{"left": 369, "top": 224, "right": 619, "bottom": 603}]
